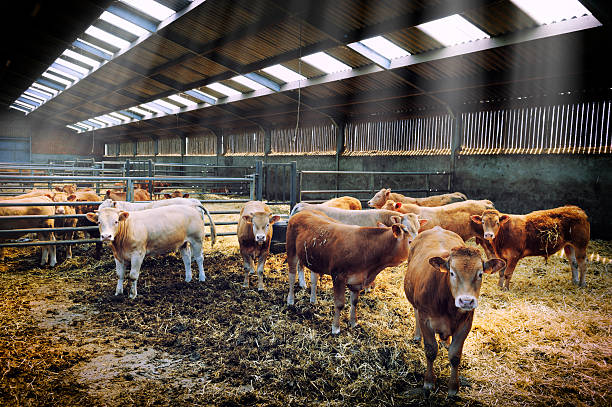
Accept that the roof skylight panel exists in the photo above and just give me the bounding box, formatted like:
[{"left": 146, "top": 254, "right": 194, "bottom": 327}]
[
  {"left": 23, "top": 91, "right": 46, "bottom": 103},
  {"left": 207, "top": 83, "right": 242, "bottom": 97},
  {"left": 152, "top": 98, "right": 180, "bottom": 111},
  {"left": 262, "top": 65, "right": 307, "bottom": 83},
  {"left": 510, "top": 0, "right": 591, "bottom": 25},
  {"left": 85, "top": 26, "right": 131, "bottom": 50},
  {"left": 74, "top": 38, "right": 115, "bottom": 57},
  {"left": 14, "top": 100, "right": 35, "bottom": 109},
  {"left": 119, "top": 0, "right": 175, "bottom": 22},
  {"left": 94, "top": 115, "right": 116, "bottom": 125},
  {"left": 129, "top": 106, "right": 152, "bottom": 116},
  {"left": 55, "top": 57, "right": 90, "bottom": 76},
  {"left": 416, "top": 15, "right": 489, "bottom": 47},
  {"left": 359, "top": 36, "right": 410, "bottom": 59},
  {"left": 231, "top": 75, "right": 267, "bottom": 91},
  {"left": 301, "top": 52, "right": 352, "bottom": 74},
  {"left": 167, "top": 94, "right": 198, "bottom": 107},
  {"left": 66, "top": 124, "right": 84, "bottom": 131},
  {"left": 48, "top": 65, "right": 81, "bottom": 82},
  {"left": 62, "top": 49, "right": 102, "bottom": 69},
  {"left": 188, "top": 89, "right": 217, "bottom": 103},
  {"left": 25, "top": 88, "right": 52, "bottom": 100},
  {"left": 41, "top": 71, "right": 73, "bottom": 87},
  {"left": 109, "top": 112, "right": 130, "bottom": 122},
  {"left": 139, "top": 103, "right": 165, "bottom": 114},
  {"left": 99, "top": 11, "right": 150, "bottom": 37},
  {"left": 32, "top": 83, "right": 59, "bottom": 96},
  {"left": 10, "top": 105, "right": 31, "bottom": 114},
  {"left": 88, "top": 118, "right": 107, "bottom": 126}
]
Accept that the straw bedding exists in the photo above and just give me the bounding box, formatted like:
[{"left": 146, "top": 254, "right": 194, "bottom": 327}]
[{"left": 0, "top": 203, "right": 610, "bottom": 406}]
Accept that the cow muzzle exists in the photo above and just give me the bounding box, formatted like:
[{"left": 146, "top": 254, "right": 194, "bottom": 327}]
[
  {"left": 455, "top": 295, "right": 478, "bottom": 311},
  {"left": 367, "top": 201, "right": 375, "bottom": 208},
  {"left": 483, "top": 232, "right": 495, "bottom": 240},
  {"left": 100, "top": 233, "right": 114, "bottom": 242},
  {"left": 255, "top": 234, "right": 266, "bottom": 244}
]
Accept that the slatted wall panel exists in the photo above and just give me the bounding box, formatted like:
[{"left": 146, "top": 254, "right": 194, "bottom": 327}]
[
  {"left": 105, "top": 143, "right": 118, "bottom": 156},
  {"left": 271, "top": 124, "right": 336, "bottom": 154},
  {"left": 224, "top": 129, "right": 263, "bottom": 154},
  {"left": 187, "top": 133, "right": 216, "bottom": 155},
  {"left": 119, "top": 141, "right": 133, "bottom": 156},
  {"left": 159, "top": 137, "right": 181, "bottom": 156},
  {"left": 137, "top": 139, "right": 155, "bottom": 156},
  {"left": 461, "top": 101, "right": 611, "bottom": 154},
  {"left": 345, "top": 115, "right": 453, "bottom": 155}
]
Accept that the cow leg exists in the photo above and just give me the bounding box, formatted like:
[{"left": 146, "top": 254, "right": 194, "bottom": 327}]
[
  {"left": 476, "top": 237, "right": 496, "bottom": 260},
  {"left": 0, "top": 247, "right": 4, "bottom": 261},
  {"left": 420, "top": 316, "right": 438, "bottom": 391},
  {"left": 114, "top": 258, "right": 125, "bottom": 295},
  {"left": 412, "top": 308, "right": 422, "bottom": 343},
  {"left": 180, "top": 243, "right": 192, "bottom": 282},
  {"left": 500, "top": 257, "right": 519, "bottom": 290},
  {"left": 287, "top": 254, "right": 298, "bottom": 305},
  {"left": 128, "top": 254, "right": 144, "bottom": 299},
  {"left": 564, "top": 245, "right": 579, "bottom": 284},
  {"left": 331, "top": 277, "right": 347, "bottom": 335},
  {"left": 447, "top": 314, "right": 473, "bottom": 396},
  {"left": 297, "top": 261, "right": 306, "bottom": 288},
  {"left": 65, "top": 231, "right": 73, "bottom": 259},
  {"left": 256, "top": 251, "right": 268, "bottom": 291},
  {"left": 574, "top": 245, "right": 587, "bottom": 287},
  {"left": 191, "top": 240, "right": 205, "bottom": 282},
  {"left": 242, "top": 253, "right": 254, "bottom": 288},
  {"left": 310, "top": 271, "right": 318, "bottom": 304},
  {"left": 348, "top": 289, "right": 361, "bottom": 328}
]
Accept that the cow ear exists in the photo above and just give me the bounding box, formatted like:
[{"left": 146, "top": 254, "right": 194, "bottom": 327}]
[
  {"left": 44, "top": 193, "right": 55, "bottom": 199},
  {"left": 86, "top": 212, "right": 98, "bottom": 223},
  {"left": 164, "top": 194, "right": 171, "bottom": 199},
  {"left": 484, "top": 258, "right": 506, "bottom": 274},
  {"left": 385, "top": 189, "right": 391, "bottom": 197},
  {"left": 112, "top": 201, "right": 117, "bottom": 208},
  {"left": 499, "top": 215, "right": 510, "bottom": 225},
  {"left": 54, "top": 186, "right": 63, "bottom": 192},
  {"left": 391, "top": 215, "right": 401, "bottom": 224},
  {"left": 183, "top": 193, "right": 189, "bottom": 198},
  {"left": 429, "top": 256, "right": 449, "bottom": 272},
  {"left": 106, "top": 190, "right": 111, "bottom": 195},
  {"left": 391, "top": 223, "right": 402, "bottom": 238},
  {"left": 395, "top": 202, "right": 402, "bottom": 209},
  {"left": 242, "top": 215, "right": 253, "bottom": 223},
  {"left": 269, "top": 215, "right": 281, "bottom": 224},
  {"left": 67, "top": 194, "right": 77, "bottom": 201},
  {"left": 376, "top": 222, "right": 386, "bottom": 228},
  {"left": 470, "top": 215, "right": 482, "bottom": 224},
  {"left": 118, "top": 211, "right": 129, "bottom": 222},
  {"left": 419, "top": 219, "right": 428, "bottom": 227}
]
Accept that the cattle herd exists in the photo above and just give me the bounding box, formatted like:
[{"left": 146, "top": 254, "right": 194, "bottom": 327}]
[{"left": 0, "top": 184, "right": 591, "bottom": 395}]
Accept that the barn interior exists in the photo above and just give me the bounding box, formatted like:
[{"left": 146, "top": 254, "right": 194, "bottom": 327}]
[{"left": 0, "top": 1, "right": 611, "bottom": 406}]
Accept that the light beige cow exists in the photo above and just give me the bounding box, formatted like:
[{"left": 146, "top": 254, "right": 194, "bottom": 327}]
[{"left": 86, "top": 205, "right": 210, "bottom": 299}]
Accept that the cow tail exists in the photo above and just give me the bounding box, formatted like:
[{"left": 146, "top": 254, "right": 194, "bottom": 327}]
[{"left": 198, "top": 204, "right": 216, "bottom": 247}]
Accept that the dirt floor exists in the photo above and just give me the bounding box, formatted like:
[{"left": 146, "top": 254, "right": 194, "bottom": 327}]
[{"left": 0, "top": 202, "right": 611, "bottom": 406}]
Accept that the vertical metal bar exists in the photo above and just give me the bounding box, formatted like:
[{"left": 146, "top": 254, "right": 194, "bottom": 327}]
[
  {"left": 127, "top": 178, "right": 134, "bottom": 202},
  {"left": 249, "top": 175, "right": 255, "bottom": 200},
  {"left": 290, "top": 161, "right": 297, "bottom": 210},
  {"left": 255, "top": 160, "right": 263, "bottom": 201}
]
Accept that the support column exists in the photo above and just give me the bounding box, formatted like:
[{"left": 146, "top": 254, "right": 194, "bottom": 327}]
[
  {"left": 450, "top": 111, "right": 462, "bottom": 192},
  {"left": 335, "top": 120, "right": 346, "bottom": 198},
  {"left": 264, "top": 128, "right": 271, "bottom": 157}
]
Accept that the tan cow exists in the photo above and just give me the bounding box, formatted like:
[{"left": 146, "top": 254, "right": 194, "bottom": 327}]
[
  {"left": 471, "top": 206, "right": 590, "bottom": 289},
  {"left": 163, "top": 190, "right": 189, "bottom": 199},
  {"left": 319, "top": 196, "right": 362, "bottom": 210},
  {"left": 0, "top": 189, "right": 54, "bottom": 201},
  {"left": 403, "top": 226, "right": 505, "bottom": 395},
  {"left": 368, "top": 188, "right": 467, "bottom": 208},
  {"left": 54, "top": 184, "right": 77, "bottom": 195},
  {"left": 290, "top": 203, "right": 413, "bottom": 228},
  {"left": 51, "top": 192, "right": 78, "bottom": 260},
  {"left": 86, "top": 205, "right": 211, "bottom": 299},
  {"left": 0, "top": 195, "right": 57, "bottom": 266},
  {"left": 286, "top": 210, "right": 418, "bottom": 334},
  {"left": 105, "top": 188, "right": 151, "bottom": 202},
  {"left": 237, "top": 201, "right": 280, "bottom": 290}
]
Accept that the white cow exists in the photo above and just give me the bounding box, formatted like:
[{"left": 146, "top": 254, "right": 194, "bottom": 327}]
[
  {"left": 98, "top": 198, "right": 216, "bottom": 246},
  {"left": 86, "top": 205, "right": 210, "bottom": 299}
]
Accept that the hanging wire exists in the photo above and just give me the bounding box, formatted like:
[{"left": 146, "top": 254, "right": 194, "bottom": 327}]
[
  {"left": 91, "top": 128, "right": 95, "bottom": 153},
  {"left": 293, "top": 18, "right": 303, "bottom": 143}
]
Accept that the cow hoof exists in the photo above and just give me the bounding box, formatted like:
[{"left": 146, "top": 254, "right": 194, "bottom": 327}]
[
  {"left": 257, "top": 286, "right": 265, "bottom": 292},
  {"left": 287, "top": 297, "right": 294, "bottom": 306},
  {"left": 309, "top": 297, "right": 316, "bottom": 305},
  {"left": 412, "top": 336, "right": 421, "bottom": 344},
  {"left": 331, "top": 327, "right": 341, "bottom": 335},
  {"left": 242, "top": 282, "right": 249, "bottom": 288},
  {"left": 447, "top": 388, "right": 458, "bottom": 397},
  {"left": 423, "top": 382, "right": 434, "bottom": 391},
  {"left": 129, "top": 294, "right": 137, "bottom": 300}
]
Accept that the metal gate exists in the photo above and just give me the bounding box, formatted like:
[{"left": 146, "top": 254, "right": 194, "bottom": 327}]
[{"left": 254, "top": 161, "right": 297, "bottom": 208}]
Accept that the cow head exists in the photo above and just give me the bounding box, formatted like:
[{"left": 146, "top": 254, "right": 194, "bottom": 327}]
[
  {"left": 86, "top": 207, "right": 129, "bottom": 242},
  {"left": 429, "top": 246, "right": 505, "bottom": 312},
  {"left": 242, "top": 212, "right": 281, "bottom": 245},
  {"left": 368, "top": 188, "right": 391, "bottom": 208},
  {"left": 382, "top": 200, "right": 403, "bottom": 212},
  {"left": 51, "top": 192, "right": 77, "bottom": 214},
  {"left": 471, "top": 209, "right": 510, "bottom": 241},
  {"left": 392, "top": 213, "right": 427, "bottom": 244}
]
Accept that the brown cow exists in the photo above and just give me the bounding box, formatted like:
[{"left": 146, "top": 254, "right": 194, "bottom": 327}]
[
  {"left": 73, "top": 190, "right": 103, "bottom": 258},
  {"left": 105, "top": 188, "right": 151, "bottom": 201},
  {"left": 368, "top": 188, "right": 467, "bottom": 208},
  {"left": 54, "top": 184, "right": 77, "bottom": 195},
  {"left": 286, "top": 210, "right": 417, "bottom": 334},
  {"left": 0, "top": 195, "right": 57, "bottom": 266},
  {"left": 471, "top": 206, "right": 590, "bottom": 289},
  {"left": 319, "top": 196, "right": 362, "bottom": 210},
  {"left": 163, "top": 190, "right": 189, "bottom": 199},
  {"left": 403, "top": 227, "right": 505, "bottom": 395},
  {"left": 237, "top": 201, "right": 280, "bottom": 290},
  {"left": 51, "top": 192, "right": 78, "bottom": 260}
]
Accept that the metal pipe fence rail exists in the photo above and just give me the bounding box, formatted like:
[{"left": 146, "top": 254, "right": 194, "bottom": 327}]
[{"left": 298, "top": 170, "right": 453, "bottom": 203}]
